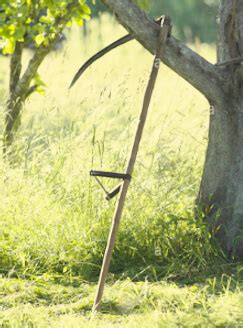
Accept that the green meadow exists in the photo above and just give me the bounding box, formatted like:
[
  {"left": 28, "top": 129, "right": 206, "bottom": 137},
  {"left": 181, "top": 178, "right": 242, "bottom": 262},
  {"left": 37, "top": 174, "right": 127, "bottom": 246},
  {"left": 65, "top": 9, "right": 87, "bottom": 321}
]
[{"left": 0, "top": 15, "right": 242, "bottom": 327}]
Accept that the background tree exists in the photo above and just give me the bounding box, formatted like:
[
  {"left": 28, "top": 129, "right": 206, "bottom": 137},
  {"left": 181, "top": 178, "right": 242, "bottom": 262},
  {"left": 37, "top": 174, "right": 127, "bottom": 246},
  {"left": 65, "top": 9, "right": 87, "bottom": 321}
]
[
  {"left": 87, "top": 0, "right": 149, "bottom": 16},
  {"left": 0, "top": 0, "right": 91, "bottom": 152},
  {"left": 150, "top": 0, "right": 219, "bottom": 42},
  {"left": 87, "top": 0, "right": 219, "bottom": 42},
  {"left": 86, "top": 0, "right": 106, "bottom": 16},
  {"left": 98, "top": 0, "right": 243, "bottom": 258}
]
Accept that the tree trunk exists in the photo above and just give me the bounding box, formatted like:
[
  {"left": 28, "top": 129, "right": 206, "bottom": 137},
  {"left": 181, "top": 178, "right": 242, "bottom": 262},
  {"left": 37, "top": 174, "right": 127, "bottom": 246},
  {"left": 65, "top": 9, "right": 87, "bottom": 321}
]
[
  {"left": 198, "top": 97, "right": 243, "bottom": 258},
  {"left": 4, "top": 42, "right": 24, "bottom": 153},
  {"left": 4, "top": 97, "right": 23, "bottom": 151},
  {"left": 4, "top": 42, "right": 53, "bottom": 153},
  {"left": 198, "top": 0, "right": 243, "bottom": 258}
]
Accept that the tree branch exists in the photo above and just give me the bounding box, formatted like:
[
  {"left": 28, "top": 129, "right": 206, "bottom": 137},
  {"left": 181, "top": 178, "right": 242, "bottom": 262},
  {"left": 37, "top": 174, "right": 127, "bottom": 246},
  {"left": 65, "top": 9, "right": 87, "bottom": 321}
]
[
  {"left": 26, "top": 84, "right": 38, "bottom": 99},
  {"left": 10, "top": 42, "right": 24, "bottom": 94},
  {"left": 14, "top": 45, "right": 51, "bottom": 99},
  {"left": 216, "top": 56, "right": 243, "bottom": 66},
  {"left": 102, "top": 0, "right": 226, "bottom": 104}
]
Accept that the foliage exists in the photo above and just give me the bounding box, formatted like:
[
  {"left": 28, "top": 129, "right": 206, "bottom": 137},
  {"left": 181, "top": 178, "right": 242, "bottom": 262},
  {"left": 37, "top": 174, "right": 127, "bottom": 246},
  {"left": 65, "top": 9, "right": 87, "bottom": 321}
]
[
  {"left": 86, "top": 0, "right": 149, "bottom": 17},
  {"left": 150, "top": 0, "right": 219, "bottom": 42},
  {"left": 86, "top": 0, "right": 106, "bottom": 16},
  {"left": 133, "top": 0, "right": 150, "bottom": 10},
  {"left": 0, "top": 0, "right": 91, "bottom": 55}
]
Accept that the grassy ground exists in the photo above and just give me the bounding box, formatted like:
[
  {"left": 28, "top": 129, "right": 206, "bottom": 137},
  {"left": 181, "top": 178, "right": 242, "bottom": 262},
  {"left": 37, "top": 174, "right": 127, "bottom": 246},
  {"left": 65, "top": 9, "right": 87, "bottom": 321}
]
[
  {"left": 0, "top": 14, "right": 242, "bottom": 327},
  {"left": 1, "top": 275, "right": 243, "bottom": 327}
]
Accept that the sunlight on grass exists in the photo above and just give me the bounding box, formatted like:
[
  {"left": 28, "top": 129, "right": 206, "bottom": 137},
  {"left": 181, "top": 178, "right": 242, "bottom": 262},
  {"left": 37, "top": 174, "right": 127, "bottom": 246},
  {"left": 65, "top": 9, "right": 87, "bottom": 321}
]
[
  {"left": 0, "top": 277, "right": 242, "bottom": 327},
  {"left": 0, "top": 14, "right": 242, "bottom": 327},
  {"left": 0, "top": 14, "right": 216, "bottom": 278}
]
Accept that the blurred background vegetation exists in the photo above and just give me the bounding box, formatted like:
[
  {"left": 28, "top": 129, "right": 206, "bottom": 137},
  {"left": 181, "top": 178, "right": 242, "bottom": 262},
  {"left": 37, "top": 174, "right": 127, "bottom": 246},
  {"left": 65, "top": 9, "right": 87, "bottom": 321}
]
[
  {"left": 1, "top": 2, "right": 243, "bottom": 326},
  {"left": 87, "top": 0, "right": 219, "bottom": 43}
]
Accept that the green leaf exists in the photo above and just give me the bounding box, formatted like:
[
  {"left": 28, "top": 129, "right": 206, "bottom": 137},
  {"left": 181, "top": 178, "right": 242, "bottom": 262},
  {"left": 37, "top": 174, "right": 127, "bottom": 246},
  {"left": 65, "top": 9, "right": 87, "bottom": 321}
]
[
  {"left": 32, "top": 73, "right": 47, "bottom": 95},
  {"left": 82, "top": 4, "right": 91, "bottom": 15},
  {"left": 8, "top": 24, "right": 16, "bottom": 36},
  {"left": 36, "top": 85, "right": 46, "bottom": 95},
  {"left": 15, "top": 26, "right": 26, "bottom": 40},
  {"left": 34, "top": 73, "right": 46, "bottom": 87},
  {"left": 39, "top": 14, "right": 54, "bottom": 24},
  {"left": 74, "top": 15, "right": 84, "bottom": 27},
  {"left": 2, "top": 37, "right": 15, "bottom": 54},
  {"left": 35, "top": 33, "right": 45, "bottom": 46},
  {"left": 26, "top": 17, "right": 32, "bottom": 24}
]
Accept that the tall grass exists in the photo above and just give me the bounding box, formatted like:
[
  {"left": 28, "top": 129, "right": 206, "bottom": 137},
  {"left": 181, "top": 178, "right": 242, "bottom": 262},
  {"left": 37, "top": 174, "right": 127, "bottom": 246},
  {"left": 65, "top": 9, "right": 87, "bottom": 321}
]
[{"left": 0, "top": 15, "right": 224, "bottom": 282}]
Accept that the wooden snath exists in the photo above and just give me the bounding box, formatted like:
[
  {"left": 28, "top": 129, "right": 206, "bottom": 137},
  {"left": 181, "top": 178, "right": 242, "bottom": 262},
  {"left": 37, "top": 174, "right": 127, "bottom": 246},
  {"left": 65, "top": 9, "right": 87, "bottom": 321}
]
[
  {"left": 70, "top": 15, "right": 172, "bottom": 312},
  {"left": 91, "top": 16, "right": 171, "bottom": 312}
]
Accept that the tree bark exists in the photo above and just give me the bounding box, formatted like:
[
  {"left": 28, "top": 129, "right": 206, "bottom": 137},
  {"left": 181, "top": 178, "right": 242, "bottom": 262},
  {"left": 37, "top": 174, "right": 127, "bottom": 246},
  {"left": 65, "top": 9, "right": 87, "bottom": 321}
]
[
  {"left": 9, "top": 42, "right": 23, "bottom": 94},
  {"left": 198, "top": 0, "right": 243, "bottom": 258},
  {"left": 4, "top": 45, "right": 51, "bottom": 152},
  {"left": 100, "top": 0, "right": 243, "bottom": 258},
  {"left": 4, "top": 42, "right": 24, "bottom": 153}
]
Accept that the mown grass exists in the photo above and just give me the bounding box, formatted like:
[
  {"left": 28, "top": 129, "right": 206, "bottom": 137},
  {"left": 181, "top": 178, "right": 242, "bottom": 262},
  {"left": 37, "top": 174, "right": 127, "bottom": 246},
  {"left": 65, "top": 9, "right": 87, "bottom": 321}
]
[
  {"left": 0, "top": 275, "right": 243, "bottom": 327},
  {"left": 0, "top": 14, "right": 242, "bottom": 327}
]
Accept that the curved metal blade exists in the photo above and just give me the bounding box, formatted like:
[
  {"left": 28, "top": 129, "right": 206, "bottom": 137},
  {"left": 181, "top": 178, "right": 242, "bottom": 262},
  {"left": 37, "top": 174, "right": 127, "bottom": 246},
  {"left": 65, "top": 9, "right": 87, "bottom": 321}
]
[{"left": 69, "top": 34, "right": 133, "bottom": 89}]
